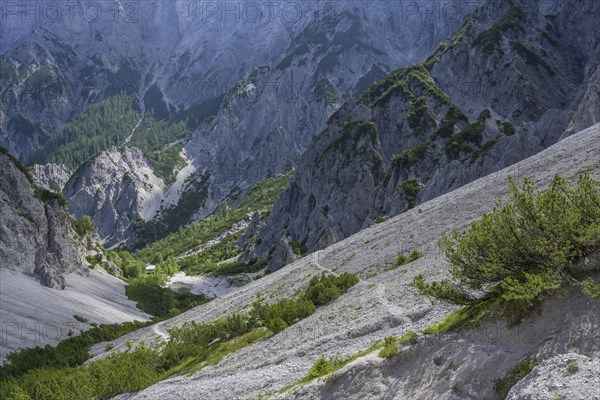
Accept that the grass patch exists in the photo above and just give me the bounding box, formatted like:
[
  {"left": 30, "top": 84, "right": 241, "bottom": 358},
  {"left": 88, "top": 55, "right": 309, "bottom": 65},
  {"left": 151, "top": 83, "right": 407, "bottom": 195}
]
[
  {"left": 386, "top": 250, "right": 423, "bottom": 271},
  {"left": 421, "top": 297, "right": 501, "bottom": 334},
  {"left": 495, "top": 355, "right": 539, "bottom": 399},
  {"left": 378, "top": 331, "right": 418, "bottom": 358}
]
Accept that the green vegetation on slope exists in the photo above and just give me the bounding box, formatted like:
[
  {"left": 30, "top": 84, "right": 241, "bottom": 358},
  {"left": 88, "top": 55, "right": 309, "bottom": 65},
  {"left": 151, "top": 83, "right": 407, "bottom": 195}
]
[
  {"left": 472, "top": 4, "right": 526, "bottom": 55},
  {"left": 415, "top": 174, "right": 600, "bottom": 332},
  {"left": 495, "top": 355, "right": 539, "bottom": 399},
  {"left": 0, "top": 321, "right": 149, "bottom": 379},
  {"left": 0, "top": 272, "right": 359, "bottom": 399},
  {"left": 135, "top": 173, "right": 292, "bottom": 263},
  {"left": 398, "top": 178, "right": 420, "bottom": 209},
  {"left": 392, "top": 143, "right": 430, "bottom": 170},
  {"left": 128, "top": 116, "right": 192, "bottom": 185},
  {"left": 26, "top": 94, "right": 140, "bottom": 169},
  {"left": 125, "top": 276, "right": 210, "bottom": 319},
  {"left": 280, "top": 330, "right": 418, "bottom": 395},
  {"left": 378, "top": 331, "right": 418, "bottom": 358},
  {"left": 445, "top": 109, "right": 491, "bottom": 159}
]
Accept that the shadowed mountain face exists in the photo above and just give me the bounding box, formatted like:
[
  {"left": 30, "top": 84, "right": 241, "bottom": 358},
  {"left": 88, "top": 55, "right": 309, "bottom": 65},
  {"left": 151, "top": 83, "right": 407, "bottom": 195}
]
[
  {"left": 244, "top": 0, "right": 600, "bottom": 271},
  {"left": 0, "top": 1, "right": 476, "bottom": 245}
]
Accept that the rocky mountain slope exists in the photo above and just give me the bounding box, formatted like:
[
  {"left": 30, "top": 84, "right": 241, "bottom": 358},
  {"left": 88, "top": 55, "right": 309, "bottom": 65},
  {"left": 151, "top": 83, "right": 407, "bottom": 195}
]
[
  {"left": 247, "top": 0, "right": 600, "bottom": 271},
  {"left": 91, "top": 122, "right": 598, "bottom": 399},
  {"left": 0, "top": 150, "right": 148, "bottom": 360},
  {"left": 1, "top": 1, "right": 476, "bottom": 245},
  {"left": 63, "top": 147, "right": 165, "bottom": 245}
]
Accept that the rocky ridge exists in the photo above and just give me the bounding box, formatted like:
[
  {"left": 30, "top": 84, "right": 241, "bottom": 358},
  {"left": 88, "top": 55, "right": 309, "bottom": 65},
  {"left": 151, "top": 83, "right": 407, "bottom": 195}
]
[{"left": 247, "top": 0, "right": 600, "bottom": 271}]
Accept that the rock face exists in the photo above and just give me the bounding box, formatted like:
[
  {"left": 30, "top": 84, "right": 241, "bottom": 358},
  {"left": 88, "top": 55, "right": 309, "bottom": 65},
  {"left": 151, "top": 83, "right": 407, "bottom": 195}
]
[
  {"left": 506, "top": 353, "right": 600, "bottom": 400},
  {"left": 96, "top": 122, "right": 600, "bottom": 400},
  {"left": 0, "top": 151, "right": 84, "bottom": 288},
  {"left": 0, "top": 1, "right": 475, "bottom": 245},
  {"left": 30, "top": 163, "right": 72, "bottom": 191},
  {"left": 63, "top": 147, "right": 165, "bottom": 246},
  {"left": 179, "top": 2, "right": 475, "bottom": 221},
  {"left": 0, "top": 149, "right": 149, "bottom": 360},
  {"left": 248, "top": 0, "right": 600, "bottom": 271}
]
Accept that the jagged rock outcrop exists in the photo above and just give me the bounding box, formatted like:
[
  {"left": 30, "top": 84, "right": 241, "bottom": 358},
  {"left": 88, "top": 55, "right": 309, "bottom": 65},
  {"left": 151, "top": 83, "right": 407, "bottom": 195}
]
[
  {"left": 63, "top": 147, "right": 165, "bottom": 246},
  {"left": 563, "top": 66, "right": 600, "bottom": 138},
  {"left": 248, "top": 0, "right": 600, "bottom": 271},
  {"left": 30, "top": 163, "right": 72, "bottom": 191},
  {"left": 0, "top": 151, "right": 84, "bottom": 288}
]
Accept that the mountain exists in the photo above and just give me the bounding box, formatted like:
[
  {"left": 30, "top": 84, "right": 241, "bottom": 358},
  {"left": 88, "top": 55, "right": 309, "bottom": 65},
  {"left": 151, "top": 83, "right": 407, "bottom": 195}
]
[
  {"left": 0, "top": 149, "right": 148, "bottom": 360},
  {"left": 85, "top": 122, "right": 600, "bottom": 399},
  {"left": 246, "top": 0, "right": 600, "bottom": 271},
  {"left": 1, "top": 1, "right": 476, "bottom": 246},
  {"left": 1, "top": 1, "right": 600, "bottom": 397}
]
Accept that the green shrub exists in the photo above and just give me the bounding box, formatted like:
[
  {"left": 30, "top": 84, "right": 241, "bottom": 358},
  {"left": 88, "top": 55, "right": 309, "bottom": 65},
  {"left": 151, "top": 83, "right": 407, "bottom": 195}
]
[
  {"left": 565, "top": 361, "right": 579, "bottom": 375},
  {"left": 290, "top": 239, "right": 308, "bottom": 258},
  {"left": 125, "top": 277, "right": 209, "bottom": 319},
  {"left": 306, "top": 356, "right": 336, "bottom": 380},
  {"left": 85, "top": 254, "right": 102, "bottom": 269},
  {"left": 398, "top": 179, "right": 420, "bottom": 209},
  {"left": 432, "top": 104, "right": 468, "bottom": 139},
  {"left": 266, "top": 317, "right": 289, "bottom": 334},
  {"left": 378, "top": 336, "right": 400, "bottom": 358},
  {"left": 495, "top": 355, "right": 539, "bottom": 399},
  {"left": 73, "top": 315, "right": 88, "bottom": 324},
  {"left": 71, "top": 216, "right": 95, "bottom": 236},
  {"left": 396, "top": 250, "right": 423, "bottom": 268},
  {"left": 304, "top": 273, "right": 359, "bottom": 306},
  {"left": 0, "top": 320, "right": 148, "bottom": 378},
  {"left": 415, "top": 174, "right": 600, "bottom": 329},
  {"left": 378, "top": 331, "right": 418, "bottom": 358},
  {"left": 502, "top": 122, "right": 516, "bottom": 135},
  {"left": 392, "top": 143, "right": 430, "bottom": 170},
  {"left": 34, "top": 187, "right": 67, "bottom": 208}
]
